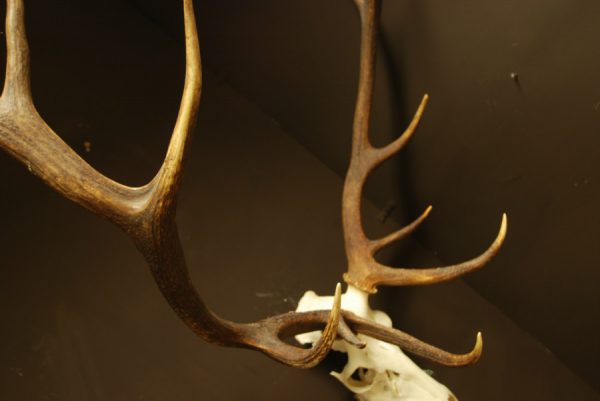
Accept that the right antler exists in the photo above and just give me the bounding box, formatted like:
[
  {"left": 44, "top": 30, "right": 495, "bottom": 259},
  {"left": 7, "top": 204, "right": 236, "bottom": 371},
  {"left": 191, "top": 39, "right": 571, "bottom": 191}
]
[
  {"left": 0, "top": 0, "right": 483, "bottom": 370},
  {"left": 343, "top": 0, "right": 507, "bottom": 295}
]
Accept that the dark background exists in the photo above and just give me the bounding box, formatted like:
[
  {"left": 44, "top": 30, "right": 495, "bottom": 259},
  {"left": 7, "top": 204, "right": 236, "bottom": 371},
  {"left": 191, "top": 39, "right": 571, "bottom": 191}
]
[{"left": 0, "top": 0, "right": 598, "bottom": 400}]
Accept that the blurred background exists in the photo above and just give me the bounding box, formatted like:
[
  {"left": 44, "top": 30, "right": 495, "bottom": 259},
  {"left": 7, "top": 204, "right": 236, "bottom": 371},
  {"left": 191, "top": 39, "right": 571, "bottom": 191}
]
[{"left": 0, "top": 0, "right": 598, "bottom": 400}]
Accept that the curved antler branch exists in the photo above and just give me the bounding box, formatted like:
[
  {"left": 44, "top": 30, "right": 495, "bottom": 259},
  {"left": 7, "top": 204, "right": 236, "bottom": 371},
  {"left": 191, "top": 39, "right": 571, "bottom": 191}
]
[
  {"left": 0, "top": 0, "right": 346, "bottom": 369},
  {"left": 349, "top": 316, "right": 484, "bottom": 367},
  {"left": 149, "top": 0, "right": 202, "bottom": 211}
]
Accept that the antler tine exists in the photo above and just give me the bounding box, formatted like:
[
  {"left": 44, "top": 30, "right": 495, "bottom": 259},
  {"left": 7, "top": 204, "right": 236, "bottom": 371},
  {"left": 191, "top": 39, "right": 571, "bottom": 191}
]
[
  {"left": 369, "top": 204, "right": 432, "bottom": 254},
  {"left": 364, "top": 213, "right": 507, "bottom": 290},
  {"left": 350, "top": 317, "right": 484, "bottom": 367},
  {"left": 2, "top": 0, "right": 32, "bottom": 107},
  {"left": 343, "top": 0, "right": 507, "bottom": 295},
  {"left": 149, "top": 0, "right": 201, "bottom": 210}
]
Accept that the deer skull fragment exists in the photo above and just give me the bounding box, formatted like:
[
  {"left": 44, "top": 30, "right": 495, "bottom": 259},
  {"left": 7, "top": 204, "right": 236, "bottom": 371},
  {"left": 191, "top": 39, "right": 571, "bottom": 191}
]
[{"left": 297, "top": 286, "right": 466, "bottom": 401}]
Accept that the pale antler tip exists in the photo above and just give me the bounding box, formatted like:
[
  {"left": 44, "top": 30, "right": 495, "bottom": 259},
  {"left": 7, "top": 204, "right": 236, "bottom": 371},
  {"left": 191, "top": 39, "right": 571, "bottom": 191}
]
[
  {"left": 415, "top": 94, "right": 429, "bottom": 116},
  {"left": 497, "top": 213, "right": 508, "bottom": 243},
  {"left": 472, "top": 331, "right": 484, "bottom": 362},
  {"left": 333, "top": 282, "right": 342, "bottom": 308}
]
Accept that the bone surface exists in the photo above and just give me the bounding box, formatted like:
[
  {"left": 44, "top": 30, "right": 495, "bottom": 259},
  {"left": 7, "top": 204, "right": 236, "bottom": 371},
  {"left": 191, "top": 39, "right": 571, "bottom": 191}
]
[{"left": 296, "top": 285, "right": 457, "bottom": 401}]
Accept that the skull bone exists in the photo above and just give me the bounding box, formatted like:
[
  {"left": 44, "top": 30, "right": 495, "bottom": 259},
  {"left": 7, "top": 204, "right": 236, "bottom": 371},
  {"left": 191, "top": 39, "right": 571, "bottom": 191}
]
[{"left": 295, "top": 285, "right": 457, "bottom": 401}]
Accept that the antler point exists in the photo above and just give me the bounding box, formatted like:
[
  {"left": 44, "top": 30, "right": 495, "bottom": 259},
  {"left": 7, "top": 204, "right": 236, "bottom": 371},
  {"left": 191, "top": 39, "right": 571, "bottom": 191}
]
[{"left": 472, "top": 331, "right": 484, "bottom": 360}]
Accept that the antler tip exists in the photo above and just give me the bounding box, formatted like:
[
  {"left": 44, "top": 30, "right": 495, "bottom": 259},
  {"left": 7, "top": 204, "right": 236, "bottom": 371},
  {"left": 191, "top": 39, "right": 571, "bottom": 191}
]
[
  {"left": 329, "top": 282, "right": 343, "bottom": 329},
  {"left": 416, "top": 94, "right": 429, "bottom": 115},
  {"left": 471, "top": 331, "right": 484, "bottom": 363},
  {"left": 497, "top": 213, "right": 508, "bottom": 244},
  {"left": 333, "top": 282, "right": 343, "bottom": 309},
  {"left": 334, "top": 282, "right": 342, "bottom": 297},
  {"left": 475, "top": 331, "right": 483, "bottom": 349}
]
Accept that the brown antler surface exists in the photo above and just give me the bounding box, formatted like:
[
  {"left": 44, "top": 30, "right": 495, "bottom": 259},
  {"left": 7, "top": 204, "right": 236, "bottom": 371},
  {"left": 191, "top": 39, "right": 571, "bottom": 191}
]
[
  {"left": 0, "top": 0, "right": 485, "bottom": 369},
  {"left": 333, "top": 0, "right": 507, "bottom": 367},
  {"left": 0, "top": 0, "right": 345, "bottom": 369},
  {"left": 343, "top": 0, "right": 507, "bottom": 295}
]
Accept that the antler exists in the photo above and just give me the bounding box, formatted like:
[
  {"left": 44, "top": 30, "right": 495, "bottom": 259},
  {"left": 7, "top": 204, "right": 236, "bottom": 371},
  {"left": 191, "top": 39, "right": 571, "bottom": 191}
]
[
  {"left": 0, "top": 0, "right": 485, "bottom": 369},
  {"left": 336, "top": 0, "right": 507, "bottom": 366},
  {"left": 0, "top": 0, "right": 345, "bottom": 369},
  {"left": 343, "top": 0, "right": 507, "bottom": 294}
]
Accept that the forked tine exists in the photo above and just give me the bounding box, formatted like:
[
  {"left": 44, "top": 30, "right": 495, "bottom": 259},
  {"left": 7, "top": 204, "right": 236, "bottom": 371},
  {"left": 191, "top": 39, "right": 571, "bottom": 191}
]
[
  {"left": 367, "top": 213, "right": 507, "bottom": 289},
  {"left": 0, "top": 0, "right": 143, "bottom": 225},
  {"left": 345, "top": 213, "right": 508, "bottom": 293},
  {"left": 0, "top": 0, "right": 198, "bottom": 227}
]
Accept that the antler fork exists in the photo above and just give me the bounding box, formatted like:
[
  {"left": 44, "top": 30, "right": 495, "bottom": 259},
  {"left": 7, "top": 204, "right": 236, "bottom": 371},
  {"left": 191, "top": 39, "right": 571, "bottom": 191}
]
[{"left": 0, "top": 0, "right": 488, "bottom": 369}]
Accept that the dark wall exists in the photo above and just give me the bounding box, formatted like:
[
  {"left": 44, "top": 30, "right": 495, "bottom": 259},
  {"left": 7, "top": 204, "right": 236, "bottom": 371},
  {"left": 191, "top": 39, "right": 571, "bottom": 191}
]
[
  {"left": 0, "top": 0, "right": 598, "bottom": 399},
  {"left": 126, "top": 0, "right": 600, "bottom": 390}
]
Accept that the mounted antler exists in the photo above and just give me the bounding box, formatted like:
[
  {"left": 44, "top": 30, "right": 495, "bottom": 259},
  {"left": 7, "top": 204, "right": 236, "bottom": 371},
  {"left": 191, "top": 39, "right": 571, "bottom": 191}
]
[
  {"left": 341, "top": 0, "right": 506, "bottom": 362},
  {"left": 343, "top": 0, "right": 507, "bottom": 295},
  {"left": 342, "top": 0, "right": 506, "bottom": 293},
  {"left": 297, "top": 1, "right": 507, "bottom": 398},
  {"left": 0, "top": 0, "right": 492, "bottom": 376},
  {"left": 0, "top": 0, "right": 344, "bottom": 368}
]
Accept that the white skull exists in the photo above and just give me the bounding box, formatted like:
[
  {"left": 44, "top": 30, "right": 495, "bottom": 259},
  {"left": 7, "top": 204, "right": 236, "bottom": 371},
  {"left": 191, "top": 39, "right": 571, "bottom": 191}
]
[{"left": 295, "top": 285, "right": 457, "bottom": 401}]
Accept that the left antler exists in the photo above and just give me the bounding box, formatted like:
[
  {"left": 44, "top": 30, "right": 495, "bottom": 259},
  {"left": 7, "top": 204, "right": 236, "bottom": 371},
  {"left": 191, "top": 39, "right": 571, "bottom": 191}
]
[{"left": 0, "top": 0, "right": 346, "bottom": 369}]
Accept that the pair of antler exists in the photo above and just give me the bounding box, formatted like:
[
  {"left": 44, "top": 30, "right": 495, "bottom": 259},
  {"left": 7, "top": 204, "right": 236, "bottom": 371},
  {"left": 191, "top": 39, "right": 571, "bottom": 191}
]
[{"left": 0, "top": 0, "right": 505, "bottom": 370}]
